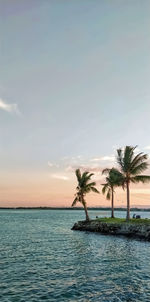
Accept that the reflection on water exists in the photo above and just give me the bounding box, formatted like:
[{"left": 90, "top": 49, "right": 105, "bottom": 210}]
[{"left": 0, "top": 209, "right": 150, "bottom": 302}]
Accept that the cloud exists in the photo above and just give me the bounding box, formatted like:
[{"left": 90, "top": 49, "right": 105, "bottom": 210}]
[
  {"left": 68, "top": 164, "right": 104, "bottom": 183},
  {"left": 61, "top": 155, "right": 82, "bottom": 163},
  {"left": 48, "top": 161, "right": 53, "bottom": 167},
  {"left": 65, "top": 165, "right": 74, "bottom": 172},
  {"left": 101, "top": 156, "right": 115, "bottom": 161},
  {"left": 144, "top": 146, "right": 150, "bottom": 150},
  {"left": 48, "top": 161, "right": 59, "bottom": 168},
  {"left": 134, "top": 147, "right": 141, "bottom": 154},
  {"left": 90, "top": 156, "right": 115, "bottom": 162},
  {"left": 90, "top": 158, "right": 101, "bottom": 162},
  {"left": 0, "top": 98, "right": 21, "bottom": 115},
  {"left": 65, "top": 163, "right": 104, "bottom": 174},
  {"left": 50, "top": 173, "right": 69, "bottom": 181}
]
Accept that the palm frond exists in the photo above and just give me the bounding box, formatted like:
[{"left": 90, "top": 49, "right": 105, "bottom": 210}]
[
  {"left": 131, "top": 162, "right": 149, "bottom": 175},
  {"left": 80, "top": 171, "right": 91, "bottom": 186},
  {"left": 101, "top": 183, "right": 108, "bottom": 195},
  {"left": 75, "top": 169, "right": 81, "bottom": 184},
  {"left": 86, "top": 181, "right": 97, "bottom": 187},
  {"left": 131, "top": 175, "right": 150, "bottom": 184},
  {"left": 130, "top": 153, "right": 148, "bottom": 172},
  {"left": 109, "top": 168, "right": 125, "bottom": 186},
  {"left": 72, "top": 197, "right": 78, "bottom": 207},
  {"left": 116, "top": 146, "right": 149, "bottom": 180},
  {"left": 123, "top": 146, "right": 136, "bottom": 172},
  {"left": 116, "top": 148, "right": 124, "bottom": 171},
  {"left": 103, "top": 168, "right": 124, "bottom": 187},
  {"left": 102, "top": 168, "right": 111, "bottom": 175},
  {"left": 106, "top": 188, "right": 111, "bottom": 200},
  {"left": 74, "top": 169, "right": 98, "bottom": 202},
  {"left": 89, "top": 186, "right": 100, "bottom": 194},
  {"left": 85, "top": 173, "right": 94, "bottom": 180},
  {"left": 82, "top": 173, "right": 94, "bottom": 186},
  {"left": 82, "top": 171, "right": 89, "bottom": 179},
  {"left": 102, "top": 183, "right": 111, "bottom": 199}
]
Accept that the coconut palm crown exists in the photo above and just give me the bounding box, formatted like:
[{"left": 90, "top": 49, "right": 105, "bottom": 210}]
[
  {"left": 116, "top": 145, "right": 150, "bottom": 220},
  {"left": 72, "top": 169, "right": 99, "bottom": 221},
  {"left": 102, "top": 168, "right": 123, "bottom": 218}
]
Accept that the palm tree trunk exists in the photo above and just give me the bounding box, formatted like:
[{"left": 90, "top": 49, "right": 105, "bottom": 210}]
[
  {"left": 84, "top": 204, "right": 90, "bottom": 221},
  {"left": 82, "top": 200, "right": 90, "bottom": 221},
  {"left": 111, "top": 189, "right": 114, "bottom": 218},
  {"left": 126, "top": 181, "right": 130, "bottom": 220}
]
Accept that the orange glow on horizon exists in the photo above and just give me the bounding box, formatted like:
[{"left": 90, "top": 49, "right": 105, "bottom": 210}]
[{"left": 0, "top": 171, "right": 150, "bottom": 208}]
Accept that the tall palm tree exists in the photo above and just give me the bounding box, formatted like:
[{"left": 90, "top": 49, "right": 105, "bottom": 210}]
[
  {"left": 116, "top": 146, "right": 150, "bottom": 220},
  {"left": 72, "top": 169, "right": 99, "bottom": 221},
  {"left": 102, "top": 168, "right": 123, "bottom": 218}
]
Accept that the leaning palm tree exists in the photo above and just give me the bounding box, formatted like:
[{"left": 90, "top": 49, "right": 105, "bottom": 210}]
[
  {"left": 72, "top": 169, "right": 99, "bottom": 221},
  {"left": 116, "top": 146, "right": 150, "bottom": 220},
  {"left": 102, "top": 168, "right": 123, "bottom": 218}
]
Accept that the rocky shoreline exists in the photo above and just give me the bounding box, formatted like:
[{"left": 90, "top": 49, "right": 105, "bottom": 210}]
[{"left": 72, "top": 220, "right": 150, "bottom": 241}]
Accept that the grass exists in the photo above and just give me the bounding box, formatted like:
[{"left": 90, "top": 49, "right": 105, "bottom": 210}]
[{"left": 95, "top": 217, "right": 150, "bottom": 225}]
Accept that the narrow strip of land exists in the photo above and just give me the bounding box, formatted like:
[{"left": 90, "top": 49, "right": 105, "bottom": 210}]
[{"left": 72, "top": 218, "right": 150, "bottom": 241}]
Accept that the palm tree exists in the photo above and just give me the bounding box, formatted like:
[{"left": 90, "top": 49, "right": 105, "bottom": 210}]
[
  {"left": 72, "top": 169, "right": 99, "bottom": 221},
  {"left": 102, "top": 168, "right": 123, "bottom": 218},
  {"left": 116, "top": 146, "right": 150, "bottom": 220}
]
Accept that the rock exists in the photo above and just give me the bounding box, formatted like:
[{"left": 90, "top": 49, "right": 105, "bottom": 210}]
[{"left": 71, "top": 220, "right": 150, "bottom": 241}]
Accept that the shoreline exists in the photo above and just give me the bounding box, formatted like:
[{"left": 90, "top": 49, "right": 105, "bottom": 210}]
[
  {"left": 72, "top": 219, "right": 150, "bottom": 241},
  {"left": 0, "top": 207, "right": 150, "bottom": 211}
]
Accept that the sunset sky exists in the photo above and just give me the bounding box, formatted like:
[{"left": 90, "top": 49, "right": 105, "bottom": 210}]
[{"left": 0, "top": 0, "right": 150, "bottom": 207}]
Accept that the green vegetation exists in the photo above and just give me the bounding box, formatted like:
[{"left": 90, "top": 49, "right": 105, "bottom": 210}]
[
  {"left": 72, "top": 169, "right": 99, "bottom": 221},
  {"left": 72, "top": 145, "right": 150, "bottom": 222},
  {"left": 101, "top": 146, "right": 150, "bottom": 221},
  {"left": 95, "top": 217, "right": 150, "bottom": 225},
  {"left": 116, "top": 146, "right": 150, "bottom": 220},
  {"left": 102, "top": 168, "right": 123, "bottom": 218}
]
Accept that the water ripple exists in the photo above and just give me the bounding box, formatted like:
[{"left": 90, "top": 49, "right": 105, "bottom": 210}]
[{"left": 0, "top": 210, "right": 150, "bottom": 301}]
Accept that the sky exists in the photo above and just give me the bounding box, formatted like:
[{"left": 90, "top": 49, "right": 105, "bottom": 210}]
[{"left": 0, "top": 0, "right": 150, "bottom": 207}]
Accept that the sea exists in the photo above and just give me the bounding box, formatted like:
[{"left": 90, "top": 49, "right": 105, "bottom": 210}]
[{"left": 0, "top": 209, "right": 150, "bottom": 302}]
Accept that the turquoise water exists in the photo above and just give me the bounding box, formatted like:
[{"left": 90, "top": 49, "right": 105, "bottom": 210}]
[{"left": 0, "top": 209, "right": 150, "bottom": 302}]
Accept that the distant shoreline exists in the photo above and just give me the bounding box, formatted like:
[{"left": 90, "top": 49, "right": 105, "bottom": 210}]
[{"left": 0, "top": 207, "right": 150, "bottom": 211}]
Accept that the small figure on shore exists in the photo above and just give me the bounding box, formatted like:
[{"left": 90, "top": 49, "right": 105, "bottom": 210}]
[{"left": 132, "top": 214, "right": 141, "bottom": 219}]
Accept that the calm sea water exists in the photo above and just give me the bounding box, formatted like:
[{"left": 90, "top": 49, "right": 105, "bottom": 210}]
[{"left": 0, "top": 209, "right": 150, "bottom": 302}]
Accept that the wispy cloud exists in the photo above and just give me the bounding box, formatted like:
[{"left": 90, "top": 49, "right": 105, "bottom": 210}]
[
  {"left": 48, "top": 161, "right": 59, "bottom": 168},
  {"left": 65, "top": 165, "right": 74, "bottom": 172},
  {"left": 65, "top": 163, "right": 103, "bottom": 173},
  {"left": 0, "top": 98, "right": 21, "bottom": 115},
  {"left": 50, "top": 173, "right": 69, "bottom": 181},
  {"left": 134, "top": 147, "right": 141, "bottom": 154},
  {"left": 48, "top": 161, "right": 53, "bottom": 167},
  {"left": 144, "top": 146, "right": 150, "bottom": 150},
  {"left": 101, "top": 156, "right": 115, "bottom": 161},
  {"left": 90, "top": 158, "right": 101, "bottom": 162},
  {"left": 90, "top": 155, "right": 115, "bottom": 162},
  {"left": 48, "top": 154, "right": 116, "bottom": 183}
]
